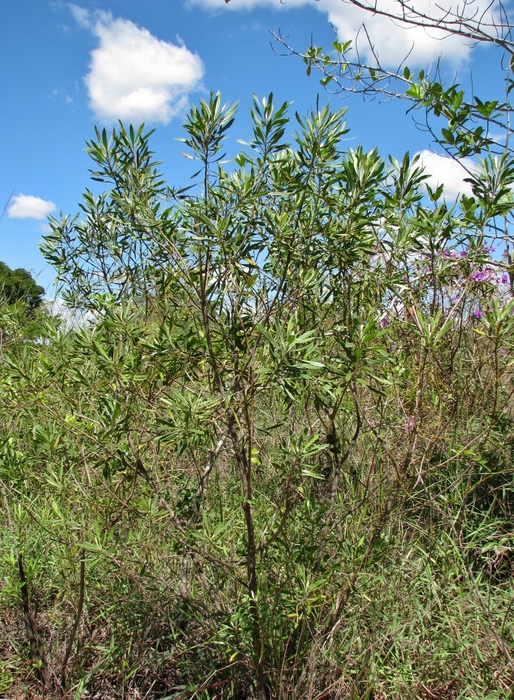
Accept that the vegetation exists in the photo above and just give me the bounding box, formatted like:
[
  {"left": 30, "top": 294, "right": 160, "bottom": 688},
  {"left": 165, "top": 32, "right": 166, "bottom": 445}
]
[
  {"left": 0, "top": 92, "right": 512, "bottom": 698},
  {"left": 0, "top": 261, "right": 50, "bottom": 348},
  {"left": 1, "top": 4, "right": 514, "bottom": 696},
  {"left": 0, "top": 262, "right": 44, "bottom": 312}
]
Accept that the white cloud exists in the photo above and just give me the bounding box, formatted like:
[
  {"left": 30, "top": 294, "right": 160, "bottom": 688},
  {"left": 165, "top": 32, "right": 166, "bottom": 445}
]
[
  {"left": 8, "top": 195, "right": 56, "bottom": 220},
  {"left": 321, "top": 0, "right": 480, "bottom": 67},
  {"left": 69, "top": 3, "right": 96, "bottom": 29},
  {"left": 192, "top": 0, "right": 499, "bottom": 66},
  {"left": 417, "top": 150, "right": 475, "bottom": 199},
  {"left": 49, "top": 87, "right": 73, "bottom": 105},
  {"left": 49, "top": 296, "right": 97, "bottom": 327},
  {"left": 72, "top": 7, "right": 204, "bottom": 124}
]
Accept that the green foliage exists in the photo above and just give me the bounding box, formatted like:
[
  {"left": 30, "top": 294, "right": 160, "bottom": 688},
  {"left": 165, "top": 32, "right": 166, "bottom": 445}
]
[
  {"left": 1, "top": 91, "right": 513, "bottom": 699},
  {"left": 0, "top": 261, "right": 44, "bottom": 311},
  {"left": 0, "top": 262, "right": 52, "bottom": 347}
]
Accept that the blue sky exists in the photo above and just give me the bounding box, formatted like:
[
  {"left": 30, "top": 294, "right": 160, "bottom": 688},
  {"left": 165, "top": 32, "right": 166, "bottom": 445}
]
[{"left": 1, "top": 0, "right": 507, "bottom": 294}]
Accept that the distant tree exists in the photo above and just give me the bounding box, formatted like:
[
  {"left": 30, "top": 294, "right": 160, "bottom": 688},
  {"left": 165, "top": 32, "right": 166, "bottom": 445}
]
[
  {"left": 0, "top": 262, "right": 49, "bottom": 347},
  {"left": 0, "top": 261, "right": 44, "bottom": 312}
]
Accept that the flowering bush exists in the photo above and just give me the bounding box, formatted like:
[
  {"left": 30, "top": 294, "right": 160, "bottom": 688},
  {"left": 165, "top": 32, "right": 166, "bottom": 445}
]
[{"left": 1, "top": 96, "right": 513, "bottom": 699}]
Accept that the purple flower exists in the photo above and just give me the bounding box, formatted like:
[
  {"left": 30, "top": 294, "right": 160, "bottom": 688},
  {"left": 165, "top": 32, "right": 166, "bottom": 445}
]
[
  {"left": 379, "top": 315, "right": 389, "bottom": 328},
  {"left": 406, "top": 416, "right": 415, "bottom": 433},
  {"left": 471, "top": 269, "right": 490, "bottom": 283},
  {"left": 502, "top": 273, "right": 510, "bottom": 285},
  {"left": 473, "top": 308, "right": 484, "bottom": 319}
]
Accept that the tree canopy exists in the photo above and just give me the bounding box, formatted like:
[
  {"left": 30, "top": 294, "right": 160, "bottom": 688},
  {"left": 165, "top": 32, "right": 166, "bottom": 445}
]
[{"left": 0, "top": 261, "right": 44, "bottom": 312}]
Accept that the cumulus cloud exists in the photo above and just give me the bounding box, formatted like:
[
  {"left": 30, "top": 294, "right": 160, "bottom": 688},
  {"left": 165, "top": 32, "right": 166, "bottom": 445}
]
[
  {"left": 417, "top": 150, "right": 475, "bottom": 199},
  {"left": 320, "top": 0, "right": 487, "bottom": 67},
  {"left": 8, "top": 195, "right": 56, "bottom": 220},
  {"left": 191, "top": 0, "right": 499, "bottom": 67},
  {"left": 71, "top": 6, "right": 204, "bottom": 124},
  {"left": 49, "top": 296, "right": 97, "bottom": 328}
]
